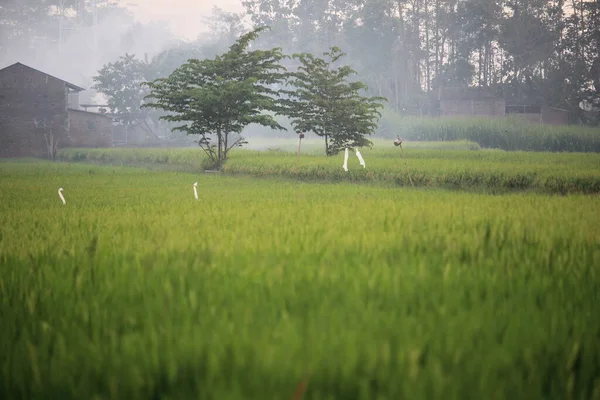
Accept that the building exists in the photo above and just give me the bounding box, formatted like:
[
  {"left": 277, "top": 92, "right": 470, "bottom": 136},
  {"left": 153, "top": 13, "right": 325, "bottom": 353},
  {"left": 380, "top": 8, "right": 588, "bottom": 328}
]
[
  {"left": 67, "top": 108, "right": 113, "bottom": 148},
  {"left": 438, "top": 86, "right": 506, "bottom": 118},
  {"left": 437, "top": 86, "right": 570, "bottom": 125},
  {"left": 0, "top": 62, "right": 113, "bottom": 158},
  {"left": 505, "top": 104, "right": 569, "bottom": 125}
]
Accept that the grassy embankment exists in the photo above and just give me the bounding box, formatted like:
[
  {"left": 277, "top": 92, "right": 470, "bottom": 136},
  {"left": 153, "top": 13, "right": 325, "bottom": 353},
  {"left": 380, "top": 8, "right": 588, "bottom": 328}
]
[{"left": 57, "top": 139, "right": 600, "bottom": 194}]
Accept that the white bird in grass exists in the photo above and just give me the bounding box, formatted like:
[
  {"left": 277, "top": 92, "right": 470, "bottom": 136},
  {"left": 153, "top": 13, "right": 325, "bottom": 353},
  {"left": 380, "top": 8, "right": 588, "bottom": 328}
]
[
  {"left": 58, "top": 188, "right": 66, "bottom": 205},
  {"left": 193, "top": 182, "right": 198, "bottom": 200},
  {"left": 343, "top": 148, "right": 349, "bottom": 171},
  {"left": 355, "top": 149, "right": 366, "bottom": 168}
]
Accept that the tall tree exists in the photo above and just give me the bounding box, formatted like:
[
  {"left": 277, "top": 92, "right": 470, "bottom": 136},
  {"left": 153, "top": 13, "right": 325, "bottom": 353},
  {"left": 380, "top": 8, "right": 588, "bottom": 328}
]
[
  {"left": 0, "top": 0, "right": 57, "bottom": 61},
  {"left": 283, "top": 47, "right": 387, "bottom": 155},
  {"left": 499, "top": 0, "right": 561, "bottom": 104},
  {"left": 203, "top": 6, "right": 248, "bottom": 51},
  {"left": 142, "top": 27, "right": 288, "bottom": 166},
  {"left": 242, "top": 0, "right": 297, "bottom": 51},
  {"left": 92, "top": 53, "right": 159, "bottom": 137}
]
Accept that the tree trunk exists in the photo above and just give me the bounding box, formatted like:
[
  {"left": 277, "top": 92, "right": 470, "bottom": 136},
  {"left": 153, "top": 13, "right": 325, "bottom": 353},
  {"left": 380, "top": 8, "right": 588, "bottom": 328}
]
[
  {"left": 217, "top": 128, "right": 222, "bottom": 163},
  {"left": 395, "top": 63, "right": 400, "bottom": 110},
  {"left": 224, "top": 131, "right": 228, "bottom": 160},
  {"left": 44, "top": 130, "right": 59, "bottom": 161},
  {"left": 425, "top": 0, "right": 431, "bottom": 92},
  {"left": 483, "top": 44, "right": 488, "bottom": 87},
  {"left": 478, "top": 47, "right": 483, "bottom": 87},
  {"left": 434, "top": 0, "right": 440, "bottom": 83}
]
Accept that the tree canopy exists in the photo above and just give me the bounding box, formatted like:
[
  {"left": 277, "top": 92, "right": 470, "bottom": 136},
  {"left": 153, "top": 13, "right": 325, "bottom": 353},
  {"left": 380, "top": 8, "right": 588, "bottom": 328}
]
[
  {"left": 92, "top": 54, "right": 150, "bottom": 125},
  {"left": 242, "top": 0, "right": 600, "bottom": 124},
  {"left": 142, "top": 26, "right": 289, "bottom": 166},
  {"left": 283, "top": 47, "right": 386, "bottom": 155},
  {"left": 92, "top": 53, "right": 170, "bottom": 141}
]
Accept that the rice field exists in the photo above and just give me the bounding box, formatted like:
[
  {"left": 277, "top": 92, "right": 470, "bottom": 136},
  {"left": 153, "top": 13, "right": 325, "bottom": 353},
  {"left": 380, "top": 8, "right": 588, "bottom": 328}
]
[
  {"left": 1, "top": 159, "right": 599, "bottom": 399},
  {"left": 58, "top": 141, "right": 600, "bottom": 194}
]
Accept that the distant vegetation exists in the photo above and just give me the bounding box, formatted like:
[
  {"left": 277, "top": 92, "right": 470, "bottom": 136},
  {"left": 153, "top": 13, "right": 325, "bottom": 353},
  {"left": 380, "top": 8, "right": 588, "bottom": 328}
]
[{"left": 377, "top": 110, "right": 600, "bottom": 153}]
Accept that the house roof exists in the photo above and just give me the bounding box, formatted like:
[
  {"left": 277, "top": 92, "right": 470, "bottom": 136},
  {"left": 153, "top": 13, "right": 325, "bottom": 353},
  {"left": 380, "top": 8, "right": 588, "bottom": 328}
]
[{"left": 0, "top": 62, "right": 85, "bottom": 91}]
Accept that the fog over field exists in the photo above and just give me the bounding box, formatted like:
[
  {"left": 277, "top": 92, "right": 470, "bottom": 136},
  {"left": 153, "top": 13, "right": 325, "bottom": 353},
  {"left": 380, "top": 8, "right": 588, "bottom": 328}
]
[{"left": 0, "top": 1, "right": 242, "bottom": 105}]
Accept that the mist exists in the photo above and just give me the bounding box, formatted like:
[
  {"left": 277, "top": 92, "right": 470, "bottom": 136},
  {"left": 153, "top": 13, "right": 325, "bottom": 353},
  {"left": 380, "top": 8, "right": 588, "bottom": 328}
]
[
  {"left": 0, "top": 2, "right": 182, "bottom": 105},
  {"left": 1, "top": 0, "right": 598, "bottom": 150}
]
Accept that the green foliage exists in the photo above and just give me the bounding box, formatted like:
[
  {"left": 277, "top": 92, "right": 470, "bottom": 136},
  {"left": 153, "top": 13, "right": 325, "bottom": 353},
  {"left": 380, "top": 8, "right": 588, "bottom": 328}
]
[
  {"left": 282, "top": 47, "right": 387, "bottom": 156},
  {"left": 142, "top": 26, "right": 288, "bottom": 167},
  {"left": 148, "top": 44, "right": 214, "bottom": 81},
  {"left": 1, "top": 161, "right": 599, "bottom": 399},
  {"left": 92, "top": 53, "right": 153, "bottom": 126}
]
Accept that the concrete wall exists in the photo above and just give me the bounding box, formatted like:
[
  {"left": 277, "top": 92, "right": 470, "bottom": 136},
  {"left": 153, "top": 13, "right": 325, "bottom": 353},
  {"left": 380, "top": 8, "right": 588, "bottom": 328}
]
[
  {"left": 511, "top": 113, "right": 543, "bottom": 124},
  {"left": 67, "top": 109, "right": 113, "bottom": 148},
  {"left": 0, "top": 63, "right": 69, "bottom": 157},
  {"left": 507, "top": 106, "right": 569, "bottom": 125},
  {"left": 112, "top": 123, "right": 152, "bottom": 145},
  {"left": 541, "top": 106, "right": 569, "bottom": 125},
  {"left": 440, "top": 99, "right": 506, "bottom": 117}
]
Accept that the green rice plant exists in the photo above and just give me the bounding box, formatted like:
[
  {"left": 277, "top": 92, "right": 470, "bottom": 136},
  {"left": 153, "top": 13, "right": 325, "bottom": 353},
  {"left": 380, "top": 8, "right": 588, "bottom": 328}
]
[{"left": 0, "top": 161, "right": 599, "bottom": 399}]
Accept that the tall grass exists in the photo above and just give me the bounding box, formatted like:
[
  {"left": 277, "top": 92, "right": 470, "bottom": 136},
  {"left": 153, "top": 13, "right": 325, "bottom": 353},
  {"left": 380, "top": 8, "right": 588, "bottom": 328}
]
[
  {"left": 378, "top": 109, "right": 600, "bottom": 152},
  {"left": 1, "top": 161, "right": 599, "bottom": 399}
]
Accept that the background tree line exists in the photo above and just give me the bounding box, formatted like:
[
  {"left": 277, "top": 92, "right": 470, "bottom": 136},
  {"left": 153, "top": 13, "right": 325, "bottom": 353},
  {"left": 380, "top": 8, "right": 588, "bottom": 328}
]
[
  {"left": 2, "top": 0, "right": 599, "bottom": 126},
  {"left": 242, "top": 0, "right": 600, "bottom": 125}
]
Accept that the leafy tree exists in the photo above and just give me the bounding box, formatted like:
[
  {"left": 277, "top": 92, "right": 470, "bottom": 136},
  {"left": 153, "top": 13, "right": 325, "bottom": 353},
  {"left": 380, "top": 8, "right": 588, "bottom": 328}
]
[
  {"left": 142, "top": 27, "right": 288, "bottom": 166},
  {"left": 93, "top": 53, "right": 148, "bottom": 123},
  {"left": 0, "top": 1, "right": 58, "bottom": 62},
  {"left": 203, "top": 6, "right": 248, "bottom": 49},
  {"left": 148, "top": 43, "right": 215, "bottom": 81},
  {"left": 242, "top": 0, "right": 297, "bottom": 50},
  {"left": 92, "top": 53, "right": 163, "bottom": 139},
  {"left": 283, "top": 47, "right": 386, "bottom": 156}
]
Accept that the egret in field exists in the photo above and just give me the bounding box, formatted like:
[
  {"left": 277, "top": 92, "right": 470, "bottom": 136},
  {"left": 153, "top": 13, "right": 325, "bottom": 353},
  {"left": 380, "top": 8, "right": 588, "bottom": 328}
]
[
  {"left": 342, "top": 148, "right": 349, "bottom": 172},
  {"left": 393, "top": 135, "right": 414, "bottom": 187},
  {"left": 58, "top": 188, "right": 66, "bottom": 205},
  {"left": 355, "top": 149, "right": 366, "bottom": 168},
  {"left": 193, "top": 182, "right": 198, "bottom": 200}
]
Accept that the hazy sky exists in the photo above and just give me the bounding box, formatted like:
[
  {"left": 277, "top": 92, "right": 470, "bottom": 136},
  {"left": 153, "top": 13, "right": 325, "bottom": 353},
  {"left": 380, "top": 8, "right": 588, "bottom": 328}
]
[{"left": 125, "top": 0, "right": 244, "bottom": 40}]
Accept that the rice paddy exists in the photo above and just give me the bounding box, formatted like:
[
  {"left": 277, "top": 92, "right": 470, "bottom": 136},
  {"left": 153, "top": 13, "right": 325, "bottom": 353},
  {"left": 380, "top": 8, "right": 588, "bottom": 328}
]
[
  {"left": 58, "top": 140, "right": 600, "bottom": 194},
  {"left": 1, "top": 154, "right": 599, "bottom": 399}
]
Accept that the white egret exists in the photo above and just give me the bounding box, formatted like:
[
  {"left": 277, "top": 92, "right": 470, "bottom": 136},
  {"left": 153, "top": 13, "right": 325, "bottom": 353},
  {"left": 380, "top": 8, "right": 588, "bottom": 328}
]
[
  {"left": 193, "top": 182, "right": 198, "bottom": 200},
  {"left": 58, "top": 188, "right": 66, "bottom": 205},
  {"left": 342, "top": 148, "right": 349, "bottom": 172},
  {"left": 355, "top": 149, "right": 365, "bottom": 168}
]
